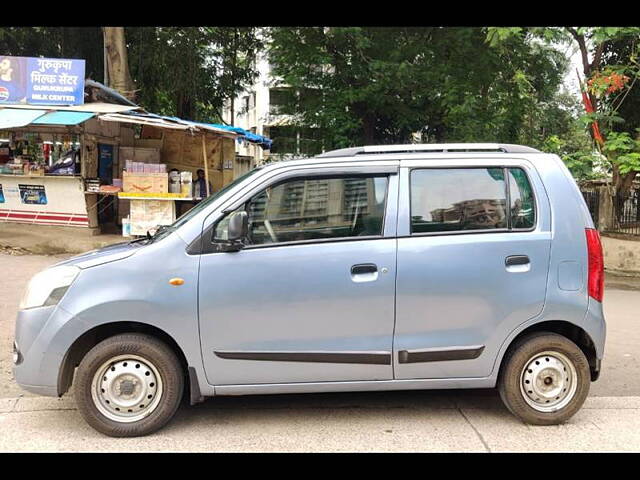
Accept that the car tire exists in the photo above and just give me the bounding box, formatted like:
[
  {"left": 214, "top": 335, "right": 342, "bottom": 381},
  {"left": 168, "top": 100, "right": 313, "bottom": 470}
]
[
  {"left": 74, "top": 333, "right": 184, "bottom": 437},
  {"left": 498, "top": 332, "right": 591, "bottom": 425}
]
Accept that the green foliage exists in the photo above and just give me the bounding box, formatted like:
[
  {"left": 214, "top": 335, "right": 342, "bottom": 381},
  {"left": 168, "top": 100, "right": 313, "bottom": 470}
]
[
  {"left": 603, "top": 130, "right": 640, "bottom": 174},
  {"left": 487, "top": 26, "right": 640, "bottom": 184},
  {"left": 0, "top": 26, "right": 263, "bottom": 123},
  {"left": 126, "top": 27, "right": 263, "bottom": 121},
  {"left": 0, "top": 27, "right": 104, "bottom": 80},
  {"left": 268, "top": 27, "right": 569, "bottom": 150}
]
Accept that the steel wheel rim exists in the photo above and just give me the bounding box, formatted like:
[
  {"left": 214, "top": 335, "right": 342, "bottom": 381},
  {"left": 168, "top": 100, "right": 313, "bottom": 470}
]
[
  {"left": 91, "top": 354, "right": 163, "bottom": 423},
  {"left": 520, "top": 350, "right": 578, "bottom": 413}
]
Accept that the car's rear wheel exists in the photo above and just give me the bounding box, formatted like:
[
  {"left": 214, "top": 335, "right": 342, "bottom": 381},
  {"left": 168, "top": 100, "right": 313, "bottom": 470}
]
[
  {"left": 74, "top": 333, "right": 184, "bottom": 437},
  {"left": 498, "top": 332, "right": 591, "bottom": 425}
]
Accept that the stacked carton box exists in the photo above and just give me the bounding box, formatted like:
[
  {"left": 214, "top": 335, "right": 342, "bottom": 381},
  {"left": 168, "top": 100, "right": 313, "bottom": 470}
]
[{"left": 122, "top": 171, "right": 168, "bottom": 194}]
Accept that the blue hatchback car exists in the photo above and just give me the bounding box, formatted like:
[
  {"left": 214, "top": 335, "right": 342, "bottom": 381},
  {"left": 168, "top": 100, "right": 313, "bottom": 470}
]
[{"left": 14, "top": 143, "right": 606, "bottom": 437}]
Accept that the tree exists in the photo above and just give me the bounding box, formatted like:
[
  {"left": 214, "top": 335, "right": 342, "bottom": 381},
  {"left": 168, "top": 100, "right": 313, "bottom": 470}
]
[
  {"left": 0, "top": 27, "right": 104, "bottom": 80},
  {"left": 267, "top": 27, "right": 569, "bottom": 152},
  {"left": 103, "top": 27, "right": 136, "bottom": 101},
  {"left": 125, "top": 27, "right": 262, "bottom": 121},
  {"left": 0, "top": 26, "right": 262, "bottom": 123},
  {"left": 488, "top": 27, "right": 640, "bottom": 195}
]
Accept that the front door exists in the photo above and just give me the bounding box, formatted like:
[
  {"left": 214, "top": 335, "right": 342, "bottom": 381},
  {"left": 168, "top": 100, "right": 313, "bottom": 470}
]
[
  {"left": 198, "top": 169, "right": 398, "bottom": 385},
  {"left": 394, "top": 163, "right": 551, "bottom": 380}
]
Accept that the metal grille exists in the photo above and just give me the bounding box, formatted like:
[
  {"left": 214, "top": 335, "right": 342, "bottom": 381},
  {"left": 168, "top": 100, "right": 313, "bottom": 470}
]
[
  {"left": 581, "top": 190, "right": 600, "bottom": 229},
  {"left": 611, "top": 190, "right": 640, "bottom": 235}
]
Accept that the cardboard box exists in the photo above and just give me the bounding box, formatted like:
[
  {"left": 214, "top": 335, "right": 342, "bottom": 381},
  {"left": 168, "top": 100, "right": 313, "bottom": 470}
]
[
  {"left": 119, "top": 146, "right": 160, "bottom": 165},
  {"left": 123, "top": 171, "right": 168, "bottom": 194}
]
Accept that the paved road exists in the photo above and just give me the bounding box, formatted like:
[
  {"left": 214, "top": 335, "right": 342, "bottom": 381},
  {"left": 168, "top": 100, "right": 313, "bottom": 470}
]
[
  {"left": 1, "top": 392, "right": 639, "bottom": 452},
  {"left": 1, "top": 252, "right": 639, "bottom": 451}
]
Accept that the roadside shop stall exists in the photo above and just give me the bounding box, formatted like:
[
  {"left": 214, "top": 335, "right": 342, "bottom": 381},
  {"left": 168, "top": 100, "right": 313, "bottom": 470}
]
[
  {"left": 0, "top": 102, "right": 272, "bottom": 236},
  {"left": 0, "top": 102, "right": 138, "bottom": 228}
]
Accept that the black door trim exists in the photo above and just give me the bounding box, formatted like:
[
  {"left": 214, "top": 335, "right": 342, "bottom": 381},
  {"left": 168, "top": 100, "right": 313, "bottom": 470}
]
[
  {"left": 214, "top": 350, "right": 391, "bottom": 365},
  {"left": 398, "top": 346, "right": 485, "bottom": 364}
]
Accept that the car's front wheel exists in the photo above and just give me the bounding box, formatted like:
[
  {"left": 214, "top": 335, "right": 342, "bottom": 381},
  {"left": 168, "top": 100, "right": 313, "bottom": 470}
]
[
  {"left": 74, "top": 333, "right": 184, "bottom": 437},
  {"left": 498, "top": 332, "right": 591, "bottom": 425}
]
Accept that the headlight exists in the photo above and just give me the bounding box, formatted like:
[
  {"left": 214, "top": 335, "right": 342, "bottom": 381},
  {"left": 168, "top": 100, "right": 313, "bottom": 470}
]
[{"left": 19, "top": 265, "right": 80, "bottom": 310}]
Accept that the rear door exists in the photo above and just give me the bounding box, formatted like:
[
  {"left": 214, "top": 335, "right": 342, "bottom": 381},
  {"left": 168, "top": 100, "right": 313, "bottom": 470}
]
[{"left": 393, "top": 159, "right": 552, "bottom": 379}]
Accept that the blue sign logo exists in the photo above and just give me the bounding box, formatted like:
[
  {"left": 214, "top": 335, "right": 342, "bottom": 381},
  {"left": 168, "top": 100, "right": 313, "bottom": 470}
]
[{"left": 0, "top": 56, "right": 85, "bottom": 106}]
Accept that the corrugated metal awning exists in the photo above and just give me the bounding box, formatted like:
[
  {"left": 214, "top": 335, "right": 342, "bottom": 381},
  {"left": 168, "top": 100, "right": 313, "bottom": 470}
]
[
  {"left": 31, "top": 111, "right": 95, "bottom": 125},
  {"left": 0, "top": 108, "right": 48, "bottom": 129}
]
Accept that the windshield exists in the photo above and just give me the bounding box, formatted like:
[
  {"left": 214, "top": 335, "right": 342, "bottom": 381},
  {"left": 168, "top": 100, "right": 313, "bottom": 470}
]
[{"left": 147, "top": 167, "right": 263, "bottom": 243}]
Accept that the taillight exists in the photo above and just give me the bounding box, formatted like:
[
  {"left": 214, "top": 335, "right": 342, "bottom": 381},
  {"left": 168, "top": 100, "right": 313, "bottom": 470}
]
[{"left": 585, "top": 228, "right": 604, "bottom": 302}]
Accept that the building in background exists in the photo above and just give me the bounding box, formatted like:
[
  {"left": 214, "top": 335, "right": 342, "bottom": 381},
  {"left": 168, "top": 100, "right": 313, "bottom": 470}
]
[{"left": 222, "top": 52, "right": 323, "bottom": 165}]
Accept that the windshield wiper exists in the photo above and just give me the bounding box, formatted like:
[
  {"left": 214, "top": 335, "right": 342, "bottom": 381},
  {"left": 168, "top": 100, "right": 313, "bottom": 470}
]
[{"left": 147, "top": 224, "right": 173, "bottom": 243}]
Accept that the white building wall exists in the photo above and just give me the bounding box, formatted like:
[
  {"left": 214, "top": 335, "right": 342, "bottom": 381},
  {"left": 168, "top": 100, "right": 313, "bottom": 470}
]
[{"left": 224, "top": 53, "right": 275, "bottom": 165}]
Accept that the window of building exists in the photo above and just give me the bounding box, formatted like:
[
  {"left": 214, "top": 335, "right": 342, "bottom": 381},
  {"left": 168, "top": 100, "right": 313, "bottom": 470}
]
[
  {"left": 269, "top": 87, "right": 296, "bottom": 115},
  {"left": 268, "top": 126, "right": 297, "bottom": 155},
  {"left": 299, "top": 127, "right": 323, "bottom": 156}
]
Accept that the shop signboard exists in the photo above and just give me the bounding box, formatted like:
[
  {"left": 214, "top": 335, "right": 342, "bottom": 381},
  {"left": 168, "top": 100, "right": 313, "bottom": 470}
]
[
  {"left": 19, "top": 184, "right": 47, "bottom": 204},
  {"left": 0, "top": 184, "right": 4, "bottom": 203},
  {"left": 0, "top": 56, "right": 85, "bottom": 105}
]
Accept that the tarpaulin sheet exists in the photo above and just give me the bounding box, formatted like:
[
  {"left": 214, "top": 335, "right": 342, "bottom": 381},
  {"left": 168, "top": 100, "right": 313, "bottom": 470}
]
[
  {"left": 0, "top": 108, "right": 48, "bottom": 129},
  {"left": 31, "top": 111, "right": 95, "bottom": 125}
]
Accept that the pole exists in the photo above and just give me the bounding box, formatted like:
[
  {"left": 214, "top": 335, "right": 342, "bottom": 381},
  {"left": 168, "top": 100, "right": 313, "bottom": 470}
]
[{"left": 201, "top": 134, "right": 210, "bottom": 197}]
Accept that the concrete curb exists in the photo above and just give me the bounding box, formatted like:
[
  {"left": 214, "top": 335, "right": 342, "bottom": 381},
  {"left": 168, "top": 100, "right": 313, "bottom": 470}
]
[{"left": 1, "top": 395, "right": 638, "bottom": 414}]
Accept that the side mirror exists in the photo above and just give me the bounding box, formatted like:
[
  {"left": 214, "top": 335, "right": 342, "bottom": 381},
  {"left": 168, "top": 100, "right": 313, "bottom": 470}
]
[
  {"left": 213, "top": 211, "right": 248, "bottom": 252},
  {"left": 227, "top": 211, "right": 248, "bottom": 242}
]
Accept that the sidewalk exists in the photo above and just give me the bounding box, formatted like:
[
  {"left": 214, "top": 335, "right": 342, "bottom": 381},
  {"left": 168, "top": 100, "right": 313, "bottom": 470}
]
[
  {"left": 605, "top": 271, "right": 640, "bottom": 291},
  {"left": 0, "top": 223, "right": 123, "bottom": 255},
  {"left": 0, "top": 393, "right": 638, "bottom": 452}
]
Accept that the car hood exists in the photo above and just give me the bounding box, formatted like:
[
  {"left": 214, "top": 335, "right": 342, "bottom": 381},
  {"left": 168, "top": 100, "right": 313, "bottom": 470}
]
[{"left": 55, "top": 240, "right": 144, "bottom": 269}]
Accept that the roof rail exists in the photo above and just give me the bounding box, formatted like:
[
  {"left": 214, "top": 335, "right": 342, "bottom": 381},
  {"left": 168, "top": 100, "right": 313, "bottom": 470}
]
[{"left": 316, "top": 143, "right": 540, "bottom": 158}]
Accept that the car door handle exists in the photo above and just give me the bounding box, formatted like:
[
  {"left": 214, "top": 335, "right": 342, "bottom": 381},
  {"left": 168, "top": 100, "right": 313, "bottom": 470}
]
[
  {"left": 350, "top": 263, "right": 379, "bottom": 283},
  {"left": 351, "top": 263, "right": 378, "bottom": 275},
  {"left": 505, "top": 255, "right": 530, "bottom": 273},
  {"left": 505, "top": 255, "right": 530, "bottom": 266}
]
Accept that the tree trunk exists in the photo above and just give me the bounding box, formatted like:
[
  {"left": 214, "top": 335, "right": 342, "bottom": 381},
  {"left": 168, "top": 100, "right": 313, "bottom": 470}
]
[
  {"left": 102, "top": 27, "right": 136, "bottom": 101},
  {"left": 613, "top": 166, "right": 637, "bottom": 196},
  {"left": 362, "top": 112, "right": 376, "bottom": 145}
]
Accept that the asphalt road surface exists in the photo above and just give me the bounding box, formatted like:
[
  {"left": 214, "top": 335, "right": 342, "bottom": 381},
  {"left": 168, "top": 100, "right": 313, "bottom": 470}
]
[{"left": 1, "top": 252, "right": 639, "bottom": 452}]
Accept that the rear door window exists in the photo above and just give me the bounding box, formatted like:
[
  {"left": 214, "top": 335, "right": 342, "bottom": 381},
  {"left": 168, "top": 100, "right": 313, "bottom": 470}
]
[
  {"left": 410, "top": 167, "right": 535, "bottom": 234},
  {"left": 410, "top": 168, "right": 508, "bottom": 233}
]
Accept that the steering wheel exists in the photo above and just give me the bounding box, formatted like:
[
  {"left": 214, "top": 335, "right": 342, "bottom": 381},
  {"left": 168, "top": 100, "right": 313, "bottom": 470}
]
[{"left": 264, "top": 219, "right": 279, "bottom": 243}]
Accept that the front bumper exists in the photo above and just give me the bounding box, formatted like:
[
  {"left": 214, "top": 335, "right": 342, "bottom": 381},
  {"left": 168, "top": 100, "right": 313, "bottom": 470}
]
[{"left": 13, "top": 305, "right": 74, "bottom": 397}]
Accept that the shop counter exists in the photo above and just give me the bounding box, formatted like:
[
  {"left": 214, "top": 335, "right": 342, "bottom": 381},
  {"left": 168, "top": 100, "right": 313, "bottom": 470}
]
[{"left": 0, "top": 174, "right": 90, "bottom": 227}]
